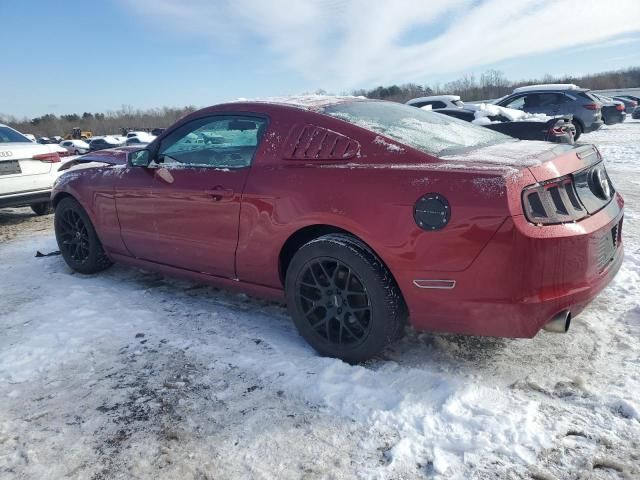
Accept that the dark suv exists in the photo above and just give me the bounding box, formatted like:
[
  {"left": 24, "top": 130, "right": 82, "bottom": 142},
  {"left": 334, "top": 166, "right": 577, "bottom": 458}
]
[{"left": 495, "top": 85, "right": 604, "bottom": 140}]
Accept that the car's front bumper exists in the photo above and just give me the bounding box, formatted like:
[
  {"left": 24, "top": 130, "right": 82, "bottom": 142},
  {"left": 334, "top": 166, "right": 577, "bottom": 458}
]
[{"left": 400, "top": 194, "right": 624, "bottom": 337}]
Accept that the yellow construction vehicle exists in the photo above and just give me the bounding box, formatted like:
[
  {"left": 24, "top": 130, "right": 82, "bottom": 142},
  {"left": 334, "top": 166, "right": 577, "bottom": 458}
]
[{"left": 65, "top": 128, "right": 93, "bottom": 140}]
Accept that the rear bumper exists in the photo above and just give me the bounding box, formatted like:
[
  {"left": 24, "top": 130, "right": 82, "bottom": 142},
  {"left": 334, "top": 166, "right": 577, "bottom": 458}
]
[
  {"left": 401, "top": 194, "right": 624, "bottom": 337},
  {"left": 0, "top": 189, "right": 52, "bottom": 208},
  {"left": 603, "top": 112, "right": 626, "bottom": 125},
  {"left": 584, "top": 119, "right": 604, "bottom": 133}
]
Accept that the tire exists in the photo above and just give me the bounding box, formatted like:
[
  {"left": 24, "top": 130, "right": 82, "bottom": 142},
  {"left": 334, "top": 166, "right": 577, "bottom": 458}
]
[
  {"left": 285, "top": 233, "right": 406, "bottom": 363},
  {"left": 54, "top": 197, "right": 113, "bottom": 274},
  {"left": 73, "top": 149, "right": 80, "bottom": 155},
  {"left": 30, "top": 202, "right": 52, "bottom": 216},
  {"left": 572, "top": 120, "right": 583, "bottom": 141}
]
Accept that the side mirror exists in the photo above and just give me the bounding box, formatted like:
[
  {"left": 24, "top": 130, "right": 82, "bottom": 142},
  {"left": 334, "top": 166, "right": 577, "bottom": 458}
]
[{"left": 129, "top": 149, "right": 152, "bottom": 167}]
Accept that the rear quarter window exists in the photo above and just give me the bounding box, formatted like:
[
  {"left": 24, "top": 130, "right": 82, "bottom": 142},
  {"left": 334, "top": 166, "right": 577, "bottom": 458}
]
[{"left": 322, "top": 101, "right": 510, "bottom": 156}]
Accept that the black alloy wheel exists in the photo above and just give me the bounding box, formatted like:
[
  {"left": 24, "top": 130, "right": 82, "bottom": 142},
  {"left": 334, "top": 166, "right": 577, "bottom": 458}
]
[
  {"left": 285, "top": 234, "right": 406, "bottom": 363},
  {"left": 296, "top": 257, "right": 373, "bottom": 347},
  {"left": 58, "top": 208, "right": 91, "bottom": 265},
  {"left": 54, "top": 197, "right": 113, "bottom": 274}
]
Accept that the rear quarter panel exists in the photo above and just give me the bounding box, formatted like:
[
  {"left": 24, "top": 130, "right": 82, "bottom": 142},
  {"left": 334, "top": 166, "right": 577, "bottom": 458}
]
[{"left": 236, "top": 110, "right": 530, "bottom": 289}]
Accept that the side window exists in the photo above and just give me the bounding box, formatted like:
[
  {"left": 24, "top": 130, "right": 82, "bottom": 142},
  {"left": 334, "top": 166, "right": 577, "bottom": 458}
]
[
  {"left": 536, "top": 93, "right": 563, "bottom": 107},
  {"left": 503, "top": 96, "right": 525, "bottom": 110},
  {"left": 430, "top": 101, "right": 447, "bottom": 109},
  {"left": 158, "top": 115, "right": 267, "bottom": 169}
]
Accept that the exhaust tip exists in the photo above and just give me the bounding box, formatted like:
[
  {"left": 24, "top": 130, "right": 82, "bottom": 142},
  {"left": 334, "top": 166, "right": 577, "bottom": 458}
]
[{"left": 543, "top": 310, "right": 571, "bottom": 333}]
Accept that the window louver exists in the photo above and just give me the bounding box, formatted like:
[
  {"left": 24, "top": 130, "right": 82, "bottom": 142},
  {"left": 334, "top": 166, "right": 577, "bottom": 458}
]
[{"left": 283, "top": 124, "right": 359, "bottom": 160}]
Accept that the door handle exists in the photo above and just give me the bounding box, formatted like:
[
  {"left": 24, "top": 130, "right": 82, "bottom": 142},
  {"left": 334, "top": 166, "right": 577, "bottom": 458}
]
[{"left": 208, "top": 186, "right": 234, "bottom": 201}]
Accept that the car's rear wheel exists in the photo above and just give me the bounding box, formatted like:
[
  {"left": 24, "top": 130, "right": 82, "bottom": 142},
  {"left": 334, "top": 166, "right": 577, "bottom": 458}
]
[
  {"left": 572, "top": 120, "right": 583, "bottom": 141},
  {"left": 285, "top": 233, "right": 406, "bottom": 363},
  {"left": 31, "top": 202, "right": 52, "bottom": 216},
  {"left": 73, "top": 149, "right": 80, "bottom": 155},
  {"left": 54, "top": 197, "right": 113, "bottom": 274}
]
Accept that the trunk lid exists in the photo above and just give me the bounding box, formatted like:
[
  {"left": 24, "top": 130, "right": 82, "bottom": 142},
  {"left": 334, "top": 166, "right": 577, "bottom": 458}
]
[
  {"left": 0, "top": 143, "right": 65, "bottom": 176},
  {"left": 440, "top": 140, "right": 598, "bottom": 183}
]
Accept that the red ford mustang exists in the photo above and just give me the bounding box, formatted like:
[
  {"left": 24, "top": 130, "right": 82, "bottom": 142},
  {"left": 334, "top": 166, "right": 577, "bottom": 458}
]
[{"left": 52, "top": 97, "right": 624, "bottom": 362}]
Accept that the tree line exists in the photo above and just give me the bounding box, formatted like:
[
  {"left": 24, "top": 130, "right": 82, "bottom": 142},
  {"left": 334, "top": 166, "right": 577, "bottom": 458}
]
[
  {"left": 353, "top": 66, "right": 640, "bottom": 103},
  {"left": 2, "top": 66, "right": 638, "bottom": 138},
  {"left": 1, "top": 106, "right": 197, "bottom": 139}
]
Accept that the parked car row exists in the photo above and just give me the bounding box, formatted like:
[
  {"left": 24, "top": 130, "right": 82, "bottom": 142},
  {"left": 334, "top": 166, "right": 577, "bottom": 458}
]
[
  {"left": 406, "top": 84, "right": 639, "bottom": 142},
  {"left": 57, "top": 132, "right": 158, "bottom": 154}
]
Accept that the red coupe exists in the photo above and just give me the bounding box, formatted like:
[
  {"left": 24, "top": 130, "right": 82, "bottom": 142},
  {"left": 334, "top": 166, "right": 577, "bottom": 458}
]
[{"left": 52, "top": 98, "right": 624, "bottom": 362}]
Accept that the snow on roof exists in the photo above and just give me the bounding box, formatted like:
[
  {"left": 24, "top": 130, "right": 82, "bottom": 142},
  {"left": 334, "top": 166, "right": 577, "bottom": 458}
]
[
  {"left": 406, "top": 95, "right": 461, "bottom": 104},
  {"left": 234, "top": 95, "right": 365, "bottom": 110},
  {"left": 512, "top": 84, "right": 582, "bottom": 94}
]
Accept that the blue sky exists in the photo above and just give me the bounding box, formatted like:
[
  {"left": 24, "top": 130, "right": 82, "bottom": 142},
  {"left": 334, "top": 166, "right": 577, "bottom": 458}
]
[{"left": 2, "top": 0, "right": 640, "bottom": 118}]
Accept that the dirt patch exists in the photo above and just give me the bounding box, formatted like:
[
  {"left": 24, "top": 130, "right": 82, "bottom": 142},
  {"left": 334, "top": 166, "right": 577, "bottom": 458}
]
[{"left": 0, "top": 207, "right": 54, "bottom": 243}]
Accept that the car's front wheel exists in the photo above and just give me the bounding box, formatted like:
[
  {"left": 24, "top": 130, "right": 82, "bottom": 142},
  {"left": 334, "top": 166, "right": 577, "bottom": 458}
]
[
  {"left": 31, "top": 202, "right": 52, "bottom": 216},
  {"left": 285, "top": 233, "right": 406, "bottom": 363},
  {"left": 54, "top": 197, "right": 113, "bottom": 274}
]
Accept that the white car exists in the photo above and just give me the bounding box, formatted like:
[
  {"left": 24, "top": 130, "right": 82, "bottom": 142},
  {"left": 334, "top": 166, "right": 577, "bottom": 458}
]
[
  {"left": 405, "top": 95, "right": 464, "bottom": 110},
  {"left": 126, "top": 130, "right": 147, "bottom": 138},
  {"left": 125, "top": 132, "right": 156, "bottom": 145},
  {"left": 60, "top": 139, "right": 90, "bottom": 155},
  {"left": 0, "top": 124, "right": 67, "bottom": 215},
  {"left": 88, "top": 136, "right": 123, "bottom": 151}
]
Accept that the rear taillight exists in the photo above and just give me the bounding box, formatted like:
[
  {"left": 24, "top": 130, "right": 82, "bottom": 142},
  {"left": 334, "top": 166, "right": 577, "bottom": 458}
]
[
  {"left": 583, "top": 103, "right": 601, "bottom": 110},
  {"left": 32, "top": 152, "right": 61, "bottom": 163},
  {"left": 522, "top": 176, "right": 587, "bottom": 225},
  {"left": 548, "top": 126, "right": 566, "bottom": 137},
  {"left": 615, "top": 104, "right": 625, "bottom": 111}
]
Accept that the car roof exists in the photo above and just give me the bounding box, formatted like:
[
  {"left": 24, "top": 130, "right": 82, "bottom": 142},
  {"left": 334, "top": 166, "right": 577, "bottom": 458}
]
[
  {"left": 406, "top": 95, "right": 461, "bottom": 104},
  {"left": 227, "top": 95, "right": 367, "bottom": 111},
  {"left": 512, "top": 83, "right": 584, "bottom": 94}
]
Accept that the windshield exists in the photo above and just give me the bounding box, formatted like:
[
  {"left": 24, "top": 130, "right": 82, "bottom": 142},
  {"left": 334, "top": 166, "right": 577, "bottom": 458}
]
[
  {"left": 322, "top": 101, "right": 511, "bottom": 156},
  {"left": 0, "top": 126, "right": 32, "bottom": 144}
]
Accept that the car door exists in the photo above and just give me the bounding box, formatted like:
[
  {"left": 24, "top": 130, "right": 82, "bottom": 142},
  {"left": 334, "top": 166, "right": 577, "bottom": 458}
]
[
  {"left": 521, "top": 93, "right": 563, "bottom": 115},
  {"left": 123, "top": 114, "right": 268, "bottom": 278}
]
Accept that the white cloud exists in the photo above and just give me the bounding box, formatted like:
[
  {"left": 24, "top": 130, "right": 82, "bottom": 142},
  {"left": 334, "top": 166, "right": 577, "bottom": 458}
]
[{"left": 123, "top": 0, "right": 640, "bottom": 88}]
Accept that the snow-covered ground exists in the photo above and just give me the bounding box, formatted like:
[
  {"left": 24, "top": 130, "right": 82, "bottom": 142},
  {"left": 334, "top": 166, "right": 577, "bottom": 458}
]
[{"left": 1, "top": 121, "right": 639, "bottom": 479}]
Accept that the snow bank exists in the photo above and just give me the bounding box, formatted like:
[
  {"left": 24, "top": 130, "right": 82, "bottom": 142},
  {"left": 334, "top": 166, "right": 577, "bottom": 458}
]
[{"left": 467, "top": 103, "right": 555, "bottom": 124}]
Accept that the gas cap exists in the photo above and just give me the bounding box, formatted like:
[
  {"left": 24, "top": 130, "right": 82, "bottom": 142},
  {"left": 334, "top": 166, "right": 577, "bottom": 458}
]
[{"left": 414, "top": 193, "right": 451, "bottom": 231}]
